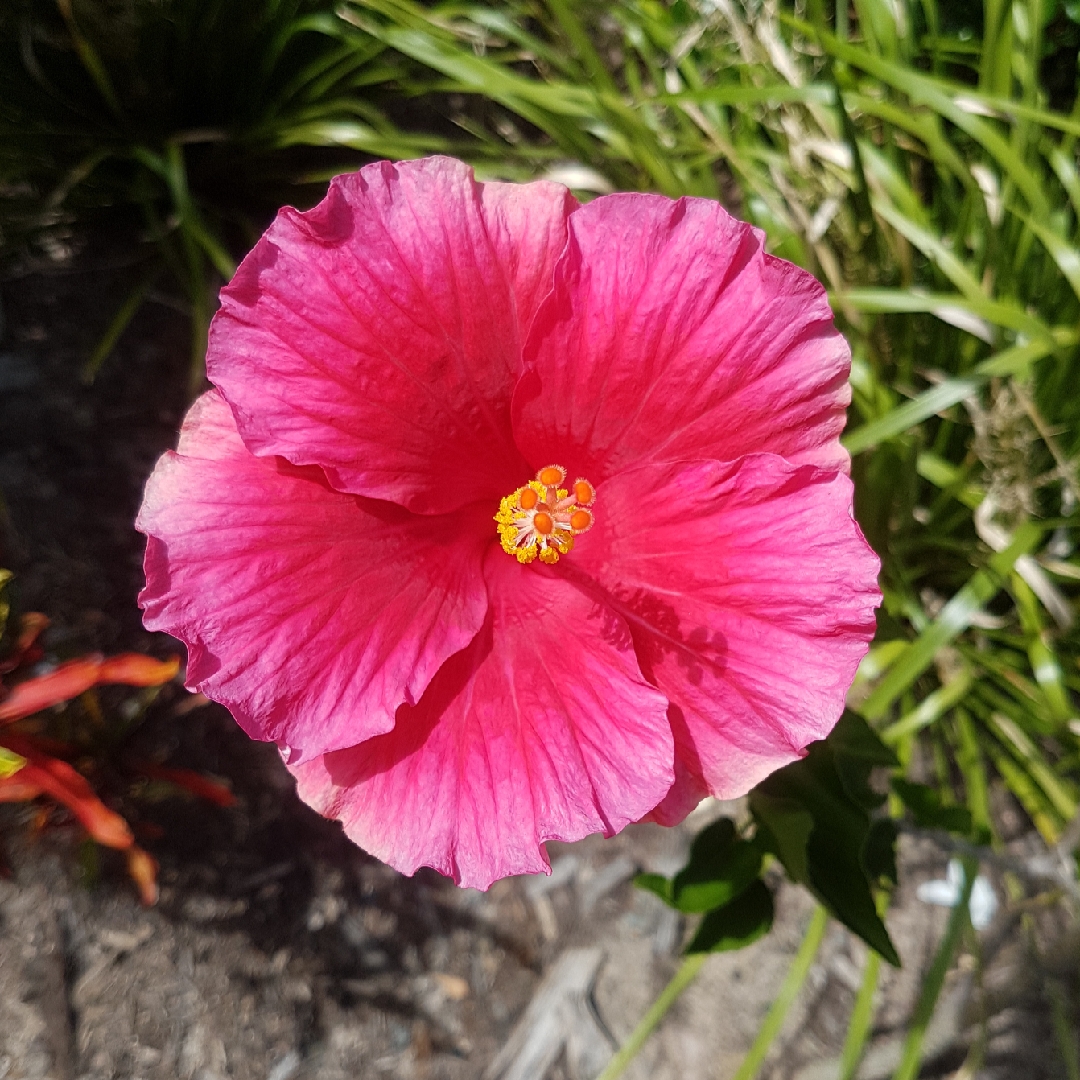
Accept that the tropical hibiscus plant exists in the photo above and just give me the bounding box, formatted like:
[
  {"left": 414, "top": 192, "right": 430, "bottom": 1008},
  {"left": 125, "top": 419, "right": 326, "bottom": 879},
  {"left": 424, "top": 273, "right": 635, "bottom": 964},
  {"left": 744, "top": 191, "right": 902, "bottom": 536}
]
[{"left": 135, "top": 156, "right": 915, "bottom": 964}]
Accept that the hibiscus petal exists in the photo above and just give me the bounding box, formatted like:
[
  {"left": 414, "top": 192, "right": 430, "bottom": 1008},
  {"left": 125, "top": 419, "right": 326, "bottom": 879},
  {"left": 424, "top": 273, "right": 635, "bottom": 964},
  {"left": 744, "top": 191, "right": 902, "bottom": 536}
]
[
  {"left": 288, "top": 550, "right": 673, "bottom": 889},
  {"left": 209, "top": 156, "right": 577, "bottom": 514},
  {"left": 569, "top": 455, "right": 880, "bottom": 814},
  {"left": 137, "top": 391, "right": 490, "bottom": 761},
  {"left": 514, "top": 194, "right": 851, "bottom": 482}
]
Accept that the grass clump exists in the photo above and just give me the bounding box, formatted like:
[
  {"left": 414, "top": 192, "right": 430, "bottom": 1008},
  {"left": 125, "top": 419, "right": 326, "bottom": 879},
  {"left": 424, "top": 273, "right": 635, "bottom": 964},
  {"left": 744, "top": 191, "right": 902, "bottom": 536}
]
[{"left": 0, "top": 0, "right": 455, "bottom": 385}]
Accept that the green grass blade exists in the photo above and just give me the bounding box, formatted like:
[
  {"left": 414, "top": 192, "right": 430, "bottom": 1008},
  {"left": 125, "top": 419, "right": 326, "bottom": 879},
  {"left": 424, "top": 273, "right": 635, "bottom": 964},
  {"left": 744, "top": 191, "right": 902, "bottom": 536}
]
[
  {"left": 981, "top": 735, "right": 1065, "bottom": 842},
  {"left": 842, "top": 337, "right": 1066, "bottom": 455},
  {"left": 869, "top": 198, "right": 984, "bottom": 300},
  {"left": 1017, "top": 210, "right": 1080, "bottom": 305},
  {"left": 795, "top": 22, "right": 1051, "bottom": 215},
  {"left": 892, "top": 858, "right": 975, "bottom": 1080},
  {"left": 543, "top": 0, "right": 617, "bottom": 93},
  {"left": 915, "top": 452, "right": 984, "bottom": 509},
  {"left": 730, "top": 907, "right": 830, "bottom": 1080},
  {"left": 860, "top": 522, "right": 1044, "bottom": 721},
  {"left": 1048, "top": 980, "right": 1080, "bottom": 1080},
  {"left": 81, "top": 266, "right": 163, "bottom": 384},
  {"left": 983, "top": 709, "right": 1077, "bottom": 821},
  {"left": 832, "top": 287, "right": 1053, "bottom": 342},
  {"left": 882, "top": 667, "right": 976, "bottom": 744},
  {"left": 55, "top": 0, "right": 125, "bottom": 120},
  {"left": 839, "top": 944, "right": 883, "bottom": 1080},
  {"left": 594, "top": 954, "right": 708, "bottom": 1080},
  {"left": 953, "top": 709, "right": 992, "bottom": 833}
]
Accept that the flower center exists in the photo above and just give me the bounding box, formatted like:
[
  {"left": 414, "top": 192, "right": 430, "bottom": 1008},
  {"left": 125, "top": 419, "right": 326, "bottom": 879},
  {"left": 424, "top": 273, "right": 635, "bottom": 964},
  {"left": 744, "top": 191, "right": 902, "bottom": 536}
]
[{"left": 495, "top": 465, "right": 595, "bottom": 565}]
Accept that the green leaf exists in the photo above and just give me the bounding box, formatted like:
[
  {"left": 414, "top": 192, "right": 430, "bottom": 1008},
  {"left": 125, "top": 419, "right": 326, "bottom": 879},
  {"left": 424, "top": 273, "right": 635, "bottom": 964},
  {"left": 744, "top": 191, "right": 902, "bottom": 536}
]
[
  {"left": 751, "top": 729, "right": 901, "bottom": 966},
  {"left": 862, "top": 819, "right": 899, "bottom": 886},
  {"left": 671, "top": 817, "right": 763, "bottom": 914},
  {"left": 892, "top": 778, "right": 975, "bottom": 836},
  {"left": 0, "top": 746, "right": 27, "bottom": 779},
  {"left": 685, "top": 879, "right": 775, "bottom": 955},
  {"left": 748, "top": 792, "right": 813, "bottom": 885},
  {"left": 829, "top": 710, "right": 900, "bottom": 768},
  {"left": 829, "top": 711, "right": 899, "bottom": 810},
  {"left": 634, "top": 872, "right": 674, "bottom": 906},
  {"left": 806, "top": 829, "right": 899, "bottom": 965}
]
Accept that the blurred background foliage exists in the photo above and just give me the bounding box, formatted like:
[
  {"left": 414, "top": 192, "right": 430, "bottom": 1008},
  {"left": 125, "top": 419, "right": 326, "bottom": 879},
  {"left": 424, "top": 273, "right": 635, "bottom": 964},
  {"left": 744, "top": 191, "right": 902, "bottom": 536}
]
[
  {"left": 3, "top": 0, "right": 1080, "bottom": 1075},
  {"left": 0, "top": 0, "right": 451, "bottom": 383}
]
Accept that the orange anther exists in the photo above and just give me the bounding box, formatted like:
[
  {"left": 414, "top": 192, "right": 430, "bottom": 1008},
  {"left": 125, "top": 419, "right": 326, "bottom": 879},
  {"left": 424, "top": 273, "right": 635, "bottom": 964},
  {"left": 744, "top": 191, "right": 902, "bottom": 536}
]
[
  {"left": 573, "top": 480, "right": 595, "bottom": 505},
  {"left": 569, "top": 509, "right": 593, "bottom": 532},
  {"left": 519, "top": 487, "right": 539, "bottom": 510},
  {"left": 533, "top": 512, "right": 554, "bottom": 535},
  {"left": 538, "top": 465, "right": 565, "bottom": 487}
]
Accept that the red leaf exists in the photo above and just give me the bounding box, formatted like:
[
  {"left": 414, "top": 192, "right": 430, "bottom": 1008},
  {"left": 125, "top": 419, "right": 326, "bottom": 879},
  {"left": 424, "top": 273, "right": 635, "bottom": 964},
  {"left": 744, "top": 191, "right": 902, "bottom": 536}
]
[
  {"left": 96, "top": 654, "right": 182, "bottom": 687},
  {"left": 130, "top": 760, "right": 237, "bottom": 807},
  {"left": 0, "top": 774, "right": 44, "bottom": 801},
  {"left": 0, "top": 654, "right": 181, "bottom": 723},
  {"left": 127, "top": 846, "right": 159, "bottom": 906},
  {"left": 0, "top": 735, "right": 133, "bottom": 850}
]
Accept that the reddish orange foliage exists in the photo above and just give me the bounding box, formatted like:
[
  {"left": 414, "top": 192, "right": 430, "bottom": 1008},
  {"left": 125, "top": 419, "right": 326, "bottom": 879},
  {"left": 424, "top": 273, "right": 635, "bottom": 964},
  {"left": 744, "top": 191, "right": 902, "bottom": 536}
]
[
  {"left": 0, "top": 626, "right": 207, "bottom": 905},
  {"left": 0, "top": 654, "right": 181, "bottom": 723}
]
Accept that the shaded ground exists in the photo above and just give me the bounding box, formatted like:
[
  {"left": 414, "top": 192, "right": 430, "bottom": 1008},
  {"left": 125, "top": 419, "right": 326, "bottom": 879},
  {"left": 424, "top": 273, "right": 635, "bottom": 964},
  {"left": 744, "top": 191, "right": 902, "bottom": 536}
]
[{"left": 0, "top": 256, "right": 1077, "bottom": 1080}]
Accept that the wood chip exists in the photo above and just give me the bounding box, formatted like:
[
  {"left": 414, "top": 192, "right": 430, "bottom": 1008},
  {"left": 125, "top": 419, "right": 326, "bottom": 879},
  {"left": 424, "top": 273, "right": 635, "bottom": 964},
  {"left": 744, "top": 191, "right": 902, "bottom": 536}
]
[{"left": 484, "top": 948, "right": 614, "bottom": 1080}]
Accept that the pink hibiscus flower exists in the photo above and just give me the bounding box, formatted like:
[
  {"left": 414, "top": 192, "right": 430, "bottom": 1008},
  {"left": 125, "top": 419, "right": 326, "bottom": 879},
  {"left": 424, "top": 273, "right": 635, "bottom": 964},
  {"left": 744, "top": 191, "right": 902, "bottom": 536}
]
[{"left": 137, "top": 157, "right": 880, "bottom": 889}]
